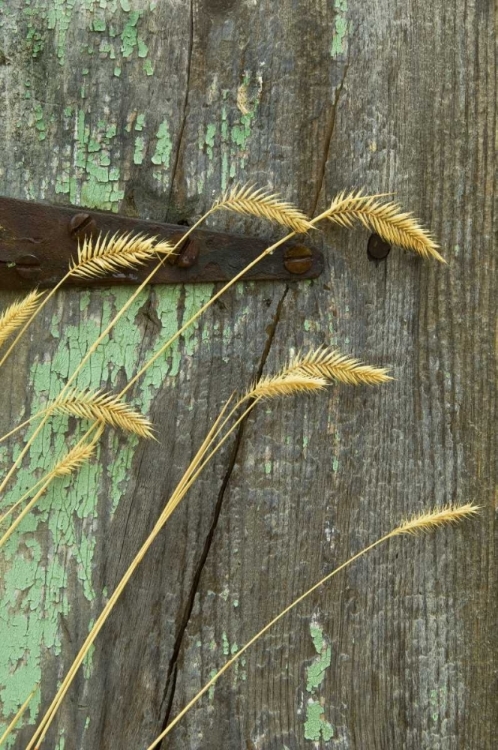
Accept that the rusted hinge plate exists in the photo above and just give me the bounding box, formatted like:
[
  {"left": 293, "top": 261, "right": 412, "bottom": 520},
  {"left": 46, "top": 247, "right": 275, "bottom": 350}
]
[{"left": 0, "top": 197, "right": 324, "bottom": 291}]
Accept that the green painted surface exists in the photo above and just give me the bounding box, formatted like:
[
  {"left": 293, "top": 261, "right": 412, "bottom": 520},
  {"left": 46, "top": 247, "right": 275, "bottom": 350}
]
[
  {"left": 303, "top": 621, "right": 334, "bottom": 742},
  {"left": 0, "top": 278, "right": 214, "bottom": 739},
  {"left": 331, "top": 0, "right": 348, "bottom": 58},
  {"left": 22, "top": 2, "right": 154, "bottom": 71},
  {"left": 151, "top": 120, "right": 173, "bottom": 168}
]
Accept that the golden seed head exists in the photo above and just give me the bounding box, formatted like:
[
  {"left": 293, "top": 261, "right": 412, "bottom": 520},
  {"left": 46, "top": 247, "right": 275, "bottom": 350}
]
[
  {"left": 54, "top": 388, "right": 155, "bottom": 439},
  {"left": 0, "top": 290, "right": 45, "bottom": 348},
  {"left": 286, "top": 347, "right": 392, "bottom": 386},
  {"left": 393, "top": 503, "right": 481, "bottom": 537},
  {"left": 215, "top": 184, "right": 313, "bottom": 234},
  {"left": 70, "top": 231, "right": 175, "bottom": 279},
  {"left": 326, "top": 189, "right": 445, "bottom": 262}
]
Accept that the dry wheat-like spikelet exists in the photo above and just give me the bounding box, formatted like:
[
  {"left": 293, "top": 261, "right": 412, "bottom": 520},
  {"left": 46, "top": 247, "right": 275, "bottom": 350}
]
[
  {"left": 326, "top": 190, "right": 445, "bottom": 262},
  {"left": 249, "top": 373, "right": 328, "bottom": 400},
  {"left": 70, "top": 231, "right": 175, "bottom": 279},
  {"left": 287, "top": 347, "right": 392, "bottom": 386},
  {"left": 53, "top": 389, "right": 154, "bottom": 438},
  {"left": 393, "top": 503, "right": 481, "bottom": 537},
  {"left": 214, "top": 184, "right": 313, "bottom": 234},
  {"left": 0, "top": 290, "right": 45, "bottom": 349},
  {"left": 52, "top": 441, "right": 98, "bottom": 478}
]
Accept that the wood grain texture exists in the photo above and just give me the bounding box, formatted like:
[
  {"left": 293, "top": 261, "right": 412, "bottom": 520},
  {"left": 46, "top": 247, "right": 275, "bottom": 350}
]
[{"left": 0, "top": 1, "right": 496, "bottom": 749}]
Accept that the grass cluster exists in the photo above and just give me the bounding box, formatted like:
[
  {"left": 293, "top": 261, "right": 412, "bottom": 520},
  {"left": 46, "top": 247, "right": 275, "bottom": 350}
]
[{"left": 0, "top": 184, "right": 478, "bottom": 749}]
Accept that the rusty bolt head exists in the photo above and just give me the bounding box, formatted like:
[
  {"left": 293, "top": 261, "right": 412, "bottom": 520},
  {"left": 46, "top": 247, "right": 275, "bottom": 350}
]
[
  {"left": 166, "top": 231, "right": 187, "bottom": 265},
  {"left": 15, "top": 253, "right": 41, "bottom": 281},
  {"left": 367, "top": 233, "right": 391, "bottom": 261},
  {"left": 283, "top": 245, "right": 313, "bottom": 275},
  {"left": 177, "top": 239, "right": 200, "bottom": 268},
  {"left": 68, "top": 213, "right": 97, "bottom": 240}
]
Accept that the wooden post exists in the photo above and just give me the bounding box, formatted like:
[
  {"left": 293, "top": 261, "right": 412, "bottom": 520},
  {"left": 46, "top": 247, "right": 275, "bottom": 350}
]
[{"left": 0, "top": 1, "right": 495, "bottom": 748}]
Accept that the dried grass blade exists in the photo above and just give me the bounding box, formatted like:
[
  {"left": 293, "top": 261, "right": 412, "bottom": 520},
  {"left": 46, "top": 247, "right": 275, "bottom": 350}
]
[
  {"left": 326, "top": 190, "right": 445, "bottom": 262},
  {"left": 0, "top": 290, "right": 45, "bottom": 349},
  {"left": 70, "top": 231, "right": 175, "bottom": 279},
  {"left": 215, "top": 184, "right": 313, "bottom": 234}
]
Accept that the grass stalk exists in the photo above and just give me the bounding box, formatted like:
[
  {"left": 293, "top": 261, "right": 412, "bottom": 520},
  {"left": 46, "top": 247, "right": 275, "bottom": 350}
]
[
  {"left": 0, "top": 686, "right": 38, "bottom": 748},
  {"left": 146, "top": 504, "right": 479, "bottom": 748}
]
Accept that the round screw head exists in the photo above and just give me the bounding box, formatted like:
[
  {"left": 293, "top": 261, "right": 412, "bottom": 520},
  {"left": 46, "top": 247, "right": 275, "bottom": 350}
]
[
  {"left": 16, "top": 254, "right": 41, "bottom": 280},
  {"left": 367, "top": 233, "right": 391, "bottom": 261},
  {"left": 177, "top": 239, "right": 200, "bottom": 268},
  {"left": 283, "top": 245, "right": 313, "bottom": 275},
  {"left": 68, "top": 213, "right": 97, "bottom": 239}
]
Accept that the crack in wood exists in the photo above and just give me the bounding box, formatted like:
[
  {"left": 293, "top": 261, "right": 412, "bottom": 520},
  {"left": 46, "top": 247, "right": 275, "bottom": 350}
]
[
  {"left": 311, "top": 58, "right": 350, "bottom": 216},
  {"left": 157, "top": 284, "right": 290, "bottom": 743},
  {"left": 166, "top": 0, "right": 195, "bottom": 222}
]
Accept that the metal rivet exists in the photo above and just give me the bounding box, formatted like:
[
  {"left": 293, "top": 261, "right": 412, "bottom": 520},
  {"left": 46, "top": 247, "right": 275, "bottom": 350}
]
[
  {"left": 283, "top": 245, "right": 313, "bottom": 275},
  {"left": 177, "top": 239, "right": 200, "bottom": 268},
  {"left": 15, "top": 254, "right": 41, "bottom": 280},
  {"left": 68, "top": 213, "right": 97, "bottom": 239},
  {"left": 166, "top": 232, "right": 187, "bottom": 265},
  {"left": 367, "top": 233, "right": 391, "bottom": 261}
]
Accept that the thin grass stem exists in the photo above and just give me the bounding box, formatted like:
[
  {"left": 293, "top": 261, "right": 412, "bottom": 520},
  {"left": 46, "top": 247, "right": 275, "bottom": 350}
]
[
  {"left": 0, "top": 686, "right": 38, "bottom": 748},
  {"left": 146, "top": 504, "right": 479, "bottom": 748}
]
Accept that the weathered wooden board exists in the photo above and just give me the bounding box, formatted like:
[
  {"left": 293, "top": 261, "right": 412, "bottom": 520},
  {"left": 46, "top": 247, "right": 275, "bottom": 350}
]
[{"left": 0, "top": 1, "right": 496, "bottom": 749}]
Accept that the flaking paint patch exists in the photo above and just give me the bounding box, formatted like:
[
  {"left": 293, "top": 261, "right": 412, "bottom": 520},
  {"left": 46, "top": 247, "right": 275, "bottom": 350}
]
[
  {"left": 151, "top": 120, "right": 173, "bottom": 187},
  {"left": 23, "top": 2, "right": 153, "bottom": 72},
  {"left": 0, "top": 282, "right": 214, "bottom": 739},
  {"left": 331, "top": 0, "right": 348, "bottom": 58},
  {"left": 303, "top": 619, "right": 334, "bottom": 741},
  {"left": 199, "top": 74, "right": 261, "bottom": 191},
  {"left": 53, "top": 108, "right": 125, "bottom": 211}
]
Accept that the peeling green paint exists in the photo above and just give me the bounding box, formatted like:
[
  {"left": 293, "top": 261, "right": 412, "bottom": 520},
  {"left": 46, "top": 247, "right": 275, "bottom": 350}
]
[
  {"left": 208, "top": 668, "right": 217, "bottom": 700},
  {"left": 23, "top": 2, "right": 153, "bottom": 74},
  {"left": 307, "top": 624, "right": 331, "bottom": 691},
  {"left": 54, "top": 108, "right": 125, "bottom": 211},
  {"left": 304, "top": 701, "right": 334, "bottom": 742},
  {"left": 133, "top": 135, "right": 146, "bottom": 164},
  {"left": 0, "top": 280, "right": 214, "bottom": 738},
  {"left": 303, "top": 620, "right": 334, "bottom": 742},
  {"left": 331, "top": 0, "right": 348, "bottom": 58},
  {"left": 120, "top": 11, "right": 139, "bottom": 56},
  {"left": 135, "top": 113, "right": 146, "bottom": 131},
  {"left": 151, "top": 120, "right": 172, "bottom": 168}
]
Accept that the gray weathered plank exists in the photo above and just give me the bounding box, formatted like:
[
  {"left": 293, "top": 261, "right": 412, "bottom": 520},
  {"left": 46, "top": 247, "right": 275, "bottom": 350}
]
[{"left": 0, "top": 1, "right": 496, "bottom": 749}]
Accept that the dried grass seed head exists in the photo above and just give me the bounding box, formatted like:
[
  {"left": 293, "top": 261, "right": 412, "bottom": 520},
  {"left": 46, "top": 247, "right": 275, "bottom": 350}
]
[
  {"left": 393, "top": 503, "right": 480, "bottom": 537},
  {"left": 215, "top": 184, "right": 313, "bottom": 234},
  {"left": 249, "top": 373, "right": 328, "bottom": 400},
  {"left": 52, "top": 441, "right": 98, "bottom": 478},
  {"left": 0, "top": 290, "right": 45, "bottom": 348},
  {"left": 71, "top": 231, "right": 175, "bottom": 279},
  {"left": 54, "top": 389, "right": 155, "bottom": 439},
  {"left": 326, "top": 189, "right": 445, "bottom": 262},
  {"left": 287, "top": 347, "right": 392, "bottom": 386}
]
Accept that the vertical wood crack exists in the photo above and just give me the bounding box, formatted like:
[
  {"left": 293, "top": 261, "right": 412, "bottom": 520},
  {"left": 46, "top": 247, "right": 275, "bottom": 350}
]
[
  {"left": 158, "top": 285, "right": 289, "bottom": 742},
  {"left": 166, "top": 0, "right": 194, "bottom": 221}
]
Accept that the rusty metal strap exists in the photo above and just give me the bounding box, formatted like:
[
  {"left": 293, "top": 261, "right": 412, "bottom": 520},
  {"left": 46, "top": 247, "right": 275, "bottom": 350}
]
[{"left": 0, "top": 197, "right": 324, "bottom": 291}]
